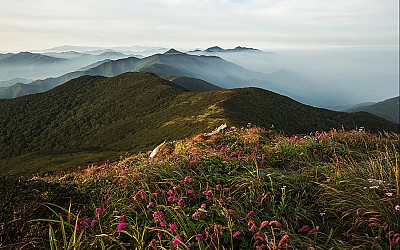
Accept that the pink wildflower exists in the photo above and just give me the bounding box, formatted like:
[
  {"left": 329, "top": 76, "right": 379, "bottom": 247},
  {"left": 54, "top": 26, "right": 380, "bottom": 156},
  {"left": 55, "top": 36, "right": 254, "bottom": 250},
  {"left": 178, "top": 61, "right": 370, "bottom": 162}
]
[
  {"left": 169, "top": 224, "right": 178, "bottom": 232},
  {"left": 298, "top": 225, "right": 310, "bottom": 233},
  {"left": 117, "top": 216, "right": 127, "bottom": 232},
  {"left": 167, "top": 196, "right": 174, "bottom": 202},
  {"left": 307, "top": 228, "right": 318, "bottom": 237},
  {"left": 253, "top": 233, "right": 265, "bottom": 241},
  {"left": 172, "top": 237, "right": 183, "bottom": 246},
  {"left": 75, "top": 224, "right": 83, "bottom": 234},
  {"left": 248, "top": 220, "right": 257, "bottom": 232},
  {"left": 96, "top": 207, "right": 102, "bottom": 216},
  {"left": 90, "top": 220, "right": 97, "bottom": 228},
  {"left": 149, "top": 239, "right": 157, "bottom": 250},
  {"left": 259, "top": 221, "right": 269, "bottom": 230},
  {"left": 187, "top": 189, "right": 194, "bottom": 194},
  {"left": 200, "top": 203, "right": 207, "bottom": 209},
  {"left": 185, "top": 176, "right": 193, "bottom": 183},
  {"left": 177, "top": 198, "right": 184, "bottom": 206},
  {"left": 192, "top": 211, "right": 201, "bottom": 217},
  {"left": 147, "top": 202, "right": 155, "bottom": 209},
  {"left": 245, "top": 210, "right": 254, "bottom": 220},
  {"left": 392, "top": 234, "right": 400, "bottom": 245},
  {"left": 278, "top": 235, "right": 289, "bottom": 249},
  {"left": 233, "top": 231, "right": 241, "bottom": 238},
  {"left": 167, "top": 189, "right": 174, "bottom": 195},
  {"left": 153, "top": 211, "right": 165, "bottom": 222},
  {"left": 160, "top": 221, "right": 166, "bottom": 227},
  {"left": 269, "top": 220, "right": 281, "bottom": 227},
  {"left": 196, "top": 234, "right": 203, "bottom": 240},
  {"left": 255, "top": 244, "right": 265, "bottom": 250}
]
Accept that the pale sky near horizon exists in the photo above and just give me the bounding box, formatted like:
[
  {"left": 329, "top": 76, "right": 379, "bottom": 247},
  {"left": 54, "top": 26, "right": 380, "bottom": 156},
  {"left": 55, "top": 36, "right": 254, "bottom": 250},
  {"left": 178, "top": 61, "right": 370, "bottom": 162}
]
[{"left": 0, "top": 0, "right": 398, "bottom": 52}]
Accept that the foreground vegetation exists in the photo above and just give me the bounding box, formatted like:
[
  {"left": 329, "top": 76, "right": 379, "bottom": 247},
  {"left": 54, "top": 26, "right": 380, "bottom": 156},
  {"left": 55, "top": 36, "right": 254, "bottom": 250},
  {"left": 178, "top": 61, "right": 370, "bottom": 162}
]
[{"left": 1, "top": 126, "right": 399, "bottom": 249}]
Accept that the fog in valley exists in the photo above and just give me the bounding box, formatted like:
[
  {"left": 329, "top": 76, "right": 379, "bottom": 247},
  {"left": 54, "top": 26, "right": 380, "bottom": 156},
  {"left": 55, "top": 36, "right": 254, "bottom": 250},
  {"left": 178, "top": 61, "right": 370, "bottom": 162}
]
[{"left": 200, "top": 46, "right": 399, "bottom": 108}]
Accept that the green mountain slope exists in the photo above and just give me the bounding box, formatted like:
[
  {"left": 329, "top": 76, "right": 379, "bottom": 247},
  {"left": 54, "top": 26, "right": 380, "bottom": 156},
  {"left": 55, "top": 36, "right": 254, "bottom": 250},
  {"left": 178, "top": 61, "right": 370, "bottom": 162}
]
[
  {"left": 346, "top": 96, "right": 399, "bottom": 124},
  {"left": 0, "top": 72, "right": 398, "bottom": 175},
  {"left": 165, "top": 76, "right": 223, "bottom": 92}
]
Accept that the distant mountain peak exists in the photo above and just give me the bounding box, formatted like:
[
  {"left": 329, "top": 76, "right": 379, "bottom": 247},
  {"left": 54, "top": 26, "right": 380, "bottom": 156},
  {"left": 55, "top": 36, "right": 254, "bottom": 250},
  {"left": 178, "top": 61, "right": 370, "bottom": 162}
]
[
  {"left": 233, "top": 46, "right": 261, "bottom": 52},
  {"left": 205, "top": 46, "right": 225, "bottom": 52},
  {"left": 164, "top": 48, "right": 185, "bottom": 55},
  {"left": 202, "top": 46, "right": 261, "bottom": 53}
]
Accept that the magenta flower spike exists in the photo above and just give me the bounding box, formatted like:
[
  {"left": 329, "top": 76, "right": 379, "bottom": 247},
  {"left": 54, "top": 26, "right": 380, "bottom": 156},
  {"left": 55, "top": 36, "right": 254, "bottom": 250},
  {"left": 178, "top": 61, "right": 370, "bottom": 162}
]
[
  {"left": 147, "top": 202, "right": 155, "bottom": 209},
  {"left": 117, "top": 216, "right": 127, "bottom": 232},
  {"left": 90, "top": 220, "right": 97, "bottom": 228},
  {"left": 96, "top": 207, "right": 102, "bottom": 216},
  {"left": 169, "top": 223, "right": 178, "bottom": 232},
  {"left": 269, "top": 220, "right": 281, "bottom": 227},
  {"left": 233, "top": 231, "right": 241, "bottom": 238}
]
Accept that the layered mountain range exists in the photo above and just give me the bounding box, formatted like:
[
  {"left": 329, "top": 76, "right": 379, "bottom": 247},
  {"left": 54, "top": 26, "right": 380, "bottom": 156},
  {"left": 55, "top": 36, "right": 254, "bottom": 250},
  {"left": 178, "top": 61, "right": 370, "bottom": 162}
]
[
  {"left": 0, "top": 49, "right": 268, "bottom": 98},
  {"left": 0, "top": 51, "right": 130, "bottom": 82}
]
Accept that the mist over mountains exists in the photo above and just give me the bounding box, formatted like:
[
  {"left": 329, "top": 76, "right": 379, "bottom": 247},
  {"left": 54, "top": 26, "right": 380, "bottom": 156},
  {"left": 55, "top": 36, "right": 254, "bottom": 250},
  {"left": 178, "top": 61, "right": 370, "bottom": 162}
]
[
  {"left": 1, "top": 45, "right": 398, "bottom": 108},
  {"left": 189, "top": 46, "right": 399, "bottom": 107},
  {"left": 0, "top": 45, "right": 398, "bottom": 126},
  {"left": 0, "top": 51, "right": 130, "bottom": 82}
]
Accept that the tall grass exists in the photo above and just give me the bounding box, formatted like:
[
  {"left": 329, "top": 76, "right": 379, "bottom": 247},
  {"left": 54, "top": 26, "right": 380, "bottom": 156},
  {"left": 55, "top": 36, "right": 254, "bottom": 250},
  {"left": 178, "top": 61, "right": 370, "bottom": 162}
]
[{"left": 17, "top": 127, "right": 400, "bottom": 249}]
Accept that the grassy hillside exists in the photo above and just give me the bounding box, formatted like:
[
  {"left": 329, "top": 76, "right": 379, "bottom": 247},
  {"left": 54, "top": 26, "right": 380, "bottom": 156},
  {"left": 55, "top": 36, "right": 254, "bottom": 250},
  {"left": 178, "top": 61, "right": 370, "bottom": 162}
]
[
  {"left": 165, "top": 76, "right": 223, "bottom": 92},
  {"left": 1, "top": 127, "right": 399, "bottom": 249},
  {"left": 0, "top": 72, "right": 398, "bottom": 176},
  {"left": 346, "top": 96, "right": 400, "bottom": 124}
]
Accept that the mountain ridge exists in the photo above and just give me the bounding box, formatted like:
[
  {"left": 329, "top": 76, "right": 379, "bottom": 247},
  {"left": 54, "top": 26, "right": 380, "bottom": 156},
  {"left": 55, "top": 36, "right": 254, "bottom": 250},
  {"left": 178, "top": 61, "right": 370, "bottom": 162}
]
[
  {"left": 0, "top": 72, "right": 397, "bottom": 175},
  {"left": 345, "top": 96, "right": 399, "bottom": 124}
]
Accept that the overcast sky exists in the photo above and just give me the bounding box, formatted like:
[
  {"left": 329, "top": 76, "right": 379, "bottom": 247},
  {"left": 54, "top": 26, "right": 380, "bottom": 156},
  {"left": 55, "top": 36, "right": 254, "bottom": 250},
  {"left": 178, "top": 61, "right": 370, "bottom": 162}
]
[{"left": 0, "top": 0, "right": 398, "bottom": 52}]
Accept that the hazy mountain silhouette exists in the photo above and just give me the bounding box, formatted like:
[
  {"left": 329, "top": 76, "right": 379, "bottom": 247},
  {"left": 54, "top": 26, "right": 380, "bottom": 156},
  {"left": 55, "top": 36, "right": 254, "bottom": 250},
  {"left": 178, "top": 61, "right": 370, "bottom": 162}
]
[
  {"left": 194, "top": 46, "right": 262, "bottom": 53},
  {"left": 345, "top": 96, "right": 399, "bottom": 124},
  {"left": 0, "top": 51, "right": 130, "bottom": 82},
  {"left": 0, "top": 49, "right": 269, "bottom": 98}
]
